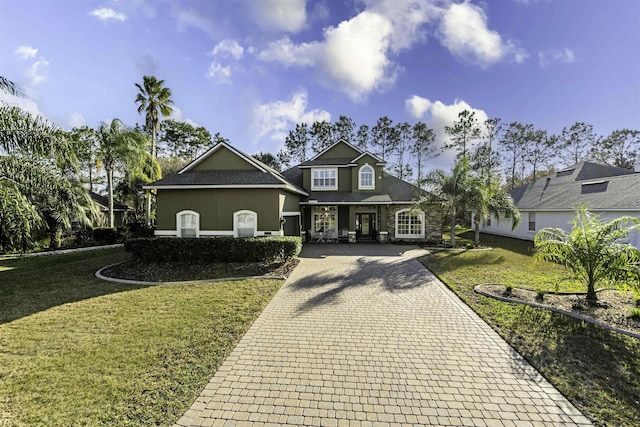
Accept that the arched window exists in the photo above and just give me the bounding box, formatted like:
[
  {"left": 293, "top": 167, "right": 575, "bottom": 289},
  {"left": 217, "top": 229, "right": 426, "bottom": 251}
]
[
  {"left": 359, "top": 164, "right": 374, "bottom": 189},
  {"left": 395, "top": 209, "right": 424, "bottom": 238},
  {"left": 234, "top": 210, "right": 257, "bottom": 238},
  {"left": 176, "top": 210, "right": 199, "bottom": 237}
]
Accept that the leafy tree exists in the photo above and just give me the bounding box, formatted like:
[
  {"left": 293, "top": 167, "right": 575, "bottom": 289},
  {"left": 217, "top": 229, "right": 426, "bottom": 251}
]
[
  {"left": 0, "top": 178, "right": 42, "bottom": 252},
  {"left": 96, "top": 119, "right": 156, "bottom": 228},
  {"left": 158, "top": 119, "right": 213, "bottom": 160},
  {"left": 524, "top": 129, "right": 557, "bottom": 181},
  {"left": 558, "top": 122, "right": 599, "bottom": 166},
  {"left": 309, "top": 120, "right": 334, "bottom": 153},
  {"left": 444, "top": 109, "right": 480, "bottom": 159},
  {"left": 393, "top": 121, "right": 413, "bottom": 181},
  {"left": 69, "top": 126, "right": 102, "bottom": 191},
  {"left": 156, "top": 156, "right": 190, "bottom": 177},
  {"left": 370, "top": 116, "right": 398, "bottom": 162},
  {"left": 253, "top": 151, "right": 282, "bottom": 171},
  {"left": 332, "top": 115, "right": 356, "bottom": 144},
  {"left": 355, "top": 124, "right": 370, "bottom": 151},
  {"left": 421, "top": 157, "right": 470, "bottom": 247},
  {"left": 590, "top": 129, "right": 640, "bottom": 169},
  {"left": 135, "top": 75, "right": 173, "bottom": 225},
  {"left": 466, "top": 173, "right": 520, "bottom": 246},
  {"left": 535, "top": 206, "right": 640, "bottom": 303},
  {"left": 472, "top": 118, "right": 502, "bottom": 184},
  {"left": 279, "top": 123, "right": 311, "bottom": 167},
  {"left": 500, "top": 122, "right": 532, "bottom": 190},
  {"left": 411, "top": 121, "right": 437, "bottom": 187}
]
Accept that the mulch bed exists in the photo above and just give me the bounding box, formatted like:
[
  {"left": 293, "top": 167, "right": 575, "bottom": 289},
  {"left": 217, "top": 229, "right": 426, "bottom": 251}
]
[
  {"left": 480, "top": 284, "right": 640, "bottom": 335},
  {"left": 100, "top": 257, "right": 300, "bottom": 282}
]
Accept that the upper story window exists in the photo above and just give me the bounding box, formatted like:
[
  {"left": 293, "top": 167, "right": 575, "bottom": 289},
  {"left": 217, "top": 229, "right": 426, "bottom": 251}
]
[
  {"left": 311, "top": 168, "right": 338, "bottom": 191},
  {"left": 358, "top": 164, "right": 375, "bottom": 190}
]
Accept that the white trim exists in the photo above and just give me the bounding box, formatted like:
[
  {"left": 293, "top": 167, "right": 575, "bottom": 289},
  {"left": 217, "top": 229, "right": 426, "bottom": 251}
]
[
  {"left": 142, "top": 183, "right": 308, "bottom": 196},
  {"left": 154, "top": 230, "right": 177, "bottom": 236},
  {"left": 308, "top": 139, "right": 363, "bottom": 161},
  {"left": 298, "top": 164, "right": 350, "bottom": 169},
  {"left": 179, "top": 142, "right": 268, "bottom": 174},
  {"left": 394, "top": 208, "right": 425, "bottom": 239},
  {"left": 233, "top": 210, "right": 258, "bottom": 238},
  {"left": 311, "top": 167, "right": 339, "bottom": 191},
  {"left": 199, "top": 230, "right": 234, "bottom": 236},
  {"left": 176, "top": 210, "right": 200, "bottom": 238},
  {"left": 358, "top": 164, "right": 375, "bottom": 190},
  {"left": 350, "top": 151, "right": 385, "bottom": 164},
  {"left": 282, "top": 211, "right": 301, "bottom": 217}
]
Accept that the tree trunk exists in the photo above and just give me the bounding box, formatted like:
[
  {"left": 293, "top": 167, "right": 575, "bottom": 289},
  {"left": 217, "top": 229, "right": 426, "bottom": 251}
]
[
  {"left": 586, "top": 280, "right": 598, "bottom": 303},
  {"left": 474, "top": 214, "right": 481, "bottom": 246},
  {"left": 107, "top": 169, "right": 114, "bottom": 228},
  {"left": 449, "top": 205, "right": 456, "bottom": 247}
]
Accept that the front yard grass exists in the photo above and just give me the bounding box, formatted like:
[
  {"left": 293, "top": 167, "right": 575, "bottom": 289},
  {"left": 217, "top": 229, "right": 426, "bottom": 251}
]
[
  {"left": 0, "top": 248, "right": 283, "bottom": 426},
  {"left": 421, "top": 232, "right": 640, "bottom": 427}
]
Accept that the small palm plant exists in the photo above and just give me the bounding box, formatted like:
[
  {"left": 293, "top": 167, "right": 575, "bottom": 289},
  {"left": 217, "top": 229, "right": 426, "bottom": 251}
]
[{"left": 534, "top": 205, "right": 640, "bottom": 303}]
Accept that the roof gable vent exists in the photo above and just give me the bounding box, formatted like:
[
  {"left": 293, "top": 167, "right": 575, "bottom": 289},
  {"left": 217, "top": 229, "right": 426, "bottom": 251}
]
[
  {"left": 581, "top": 181, "right": 609, "bottom": 194},
  {"left": 556, "top": 168, "right": 575, "bottom": 178}
]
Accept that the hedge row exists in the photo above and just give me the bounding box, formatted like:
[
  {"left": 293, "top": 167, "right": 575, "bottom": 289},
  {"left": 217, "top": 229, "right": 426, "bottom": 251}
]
[{"left": 124, "top": 236, "right": 302, "bottom": 263}]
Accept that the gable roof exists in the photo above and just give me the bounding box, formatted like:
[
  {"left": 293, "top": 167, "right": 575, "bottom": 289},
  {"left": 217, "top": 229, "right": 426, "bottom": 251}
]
[
  {"left": 510, "top": 162, "right": 640, "bottom": 211},
  {"left": 145, "top": 142, "right": 308, "bottom": 196},
  {"left": 299, "top": 139, "right": 385, "bottom": 168},
  {"left": 89, "top": 191, "right": 128, "bottom": 212}
]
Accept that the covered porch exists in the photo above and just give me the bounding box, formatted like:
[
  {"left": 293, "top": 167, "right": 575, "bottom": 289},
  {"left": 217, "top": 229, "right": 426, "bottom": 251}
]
[{"left": 301, "top": 203, "right": 389, "bottom": 244}]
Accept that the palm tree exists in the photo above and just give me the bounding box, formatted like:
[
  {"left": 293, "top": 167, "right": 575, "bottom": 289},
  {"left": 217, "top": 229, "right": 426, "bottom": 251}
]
[
  {"left": 0, "top": 178, "right": 42, "bottom": 252},
  {"left": 466, "top": 173, "right": 521, "bottom": 246},
  {"left": 134, "top": 75, "right": 173, "bottom": 225},
  {"left": 534, "top": 206, "right": 640, "bottom": 303},
  {"left": 96, "top": 119, "right": 154, "bottom": 228},
  {"left": 421, "top": 157, "right": 470, "bottom": 247}
]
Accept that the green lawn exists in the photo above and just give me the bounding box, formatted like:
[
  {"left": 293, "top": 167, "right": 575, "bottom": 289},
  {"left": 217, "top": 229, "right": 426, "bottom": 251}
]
[
  {"left": 421, "top": 232, "right": 640, "bottom": 427},
  {"left": 0, "top": 248, "right": 283, "bottom": 426}
]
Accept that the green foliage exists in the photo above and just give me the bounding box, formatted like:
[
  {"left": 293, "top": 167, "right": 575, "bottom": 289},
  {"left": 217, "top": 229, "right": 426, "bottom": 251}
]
[
  {"left": 134, "top": 75, "right": 174, "bottom": 158},
  {"left": 252, "top": 151, "right": 282, "bottom": 171},
  {"left": 444, "top": 109, "right": 480, "bottom": 158},
  {"left": 158, "top": 119, "right": 213, "bottom": 160},
  {"left": 92, "top": 227, "right": 120, "bottom": 244},
  {"left": 534, "top": 205, "right": 640, "bottom": 302},
  {"left": 0, "top": 180, "right": 42, "bottom": 252},
  {"left": 590, "top": 128, "right": 640, "bottom": 169},
  {"left": 125, "top": 237, "right": 302, "bottom": 264},
  {"left": 629, "top": 308, "right": 640, "bottom": 321}
]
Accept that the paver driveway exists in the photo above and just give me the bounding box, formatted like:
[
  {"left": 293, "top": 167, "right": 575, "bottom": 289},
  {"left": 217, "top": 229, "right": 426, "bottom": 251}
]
[{"left": 176, "top": 244, "right": 591, "bottom": 426}]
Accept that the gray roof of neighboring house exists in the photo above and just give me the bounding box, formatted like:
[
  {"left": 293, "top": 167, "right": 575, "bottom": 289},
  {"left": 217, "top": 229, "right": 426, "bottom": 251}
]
[
  {"left": 146, "top": 170, "right": 284, "bottom": 186},
  {"left": 510, "top": 162, "right": 640, "bottom": 210},
  {"left": 89, "top": 191, "right": 128, "bottom": 211}
]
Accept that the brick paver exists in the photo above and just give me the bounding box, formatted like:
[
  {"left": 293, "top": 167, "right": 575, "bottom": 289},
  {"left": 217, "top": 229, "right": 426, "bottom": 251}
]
[{"left": 175, "top": 244, "right": 592, "bottom": 426}]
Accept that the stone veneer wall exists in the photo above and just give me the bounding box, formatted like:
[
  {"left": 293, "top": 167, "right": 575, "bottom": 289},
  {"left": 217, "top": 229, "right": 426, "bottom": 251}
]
[{"left": 386, "top": 204, "right": 443, "bottom": 243}]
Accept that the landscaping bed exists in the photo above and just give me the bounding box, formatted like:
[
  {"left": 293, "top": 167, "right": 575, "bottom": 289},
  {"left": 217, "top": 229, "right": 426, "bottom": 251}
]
[{"left": 100, "top": 257, "right": 299, "bottom": 282}]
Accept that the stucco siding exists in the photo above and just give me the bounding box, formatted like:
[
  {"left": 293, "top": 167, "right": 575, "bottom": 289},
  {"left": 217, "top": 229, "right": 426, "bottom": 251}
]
[
  {"left": 319, "top": 143, "right": 360, "bottom": 159},
  {"left": 192, "top": 146, "right": 255, "bottom": 171}
]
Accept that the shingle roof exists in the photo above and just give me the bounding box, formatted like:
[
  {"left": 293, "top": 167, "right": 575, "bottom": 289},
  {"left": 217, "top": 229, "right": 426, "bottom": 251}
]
[
  {"left": 297, "top": 158, "right": 356, "bottom": 167},
  {"left": 510, "top": 162, "right": 640, "bottom": 210},
  {"left": 148, "top": 169, "right": 284, "bottom": 186},
  {"left": 89, "top": 191, "right": 128, "bottom": 211}
]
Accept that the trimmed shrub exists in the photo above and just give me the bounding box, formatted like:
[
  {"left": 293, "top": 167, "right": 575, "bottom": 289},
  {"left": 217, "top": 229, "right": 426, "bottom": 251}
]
[
  {"left": 93, "top": 228, "right": 119, "bottom": 244},
  {"left": 125, "top": 236, "right": 302, "bottom": 264}
]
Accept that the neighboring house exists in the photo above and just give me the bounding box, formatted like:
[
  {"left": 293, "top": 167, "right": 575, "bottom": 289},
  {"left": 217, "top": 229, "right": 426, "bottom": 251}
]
[
  {"left": 145, "top": 140, "right": 442, "bottom": 243},
  {"left": 476, "top": 162, "right": 640, "bottom": 248},
  {"left": 89, "top": 191, "right": 129, "bottom": 227}
]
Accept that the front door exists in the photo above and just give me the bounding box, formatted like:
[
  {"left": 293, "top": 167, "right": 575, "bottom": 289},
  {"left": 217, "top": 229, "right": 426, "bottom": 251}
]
[{"left": 356, "top": 213, "right": 375, "bottom": 239}]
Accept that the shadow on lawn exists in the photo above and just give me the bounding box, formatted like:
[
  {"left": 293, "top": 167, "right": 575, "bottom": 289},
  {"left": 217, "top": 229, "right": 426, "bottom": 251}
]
[{"left": 0, "top": 248, "right": 148, "bottom": 325}]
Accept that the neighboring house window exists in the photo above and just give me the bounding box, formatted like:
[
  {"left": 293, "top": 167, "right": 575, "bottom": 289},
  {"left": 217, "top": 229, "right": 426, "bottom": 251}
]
[
  {"left": 528, "top": 212, "right": 536, "bottom": 231},
  {"left": 234, "top": 210, "right": 257, "bottom": 237},
  {"left": 395, "top": 209, "right": 424, "bottom": 238},
  {"left": 311, "top": 168, "right": 338, "bottom": 190},
  {"left": 358, "top": 164, "right": 375, "bottom": 189},
  {"left": 177, "top": 210, "right": 199, "bottom": 237},
  {"left": 486, "top": 217, "right": 492, "bottom": 227}
]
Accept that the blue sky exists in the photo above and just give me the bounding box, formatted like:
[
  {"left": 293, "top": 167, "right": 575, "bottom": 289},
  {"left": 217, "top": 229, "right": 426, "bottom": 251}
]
[{"left": 1, "top": 0, "right": 638, "bottom": 169}]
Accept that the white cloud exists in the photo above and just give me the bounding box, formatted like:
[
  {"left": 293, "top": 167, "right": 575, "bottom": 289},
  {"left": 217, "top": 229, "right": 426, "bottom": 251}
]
[
  {"left": 252, "top": 89, "right": 330, "bottom": 142},
  {"left": 66, "top": 112, "right": 86, "bottom": 129},
  {"left": 14, "top": 45, "right": 38, "bottom": 60},
  {"left": 437, "top": 1, "right": 525, "bottom": 68},
  {"left": 251, "top": 0, "right": 307, "bottom": 33},
  {"left": 405, "top": 96, "right": 489, "bottom": 168},
  {"left": 539, "top": 48, "right": 576, "bottom": 68},
  {"left": 90, "top": 8, "right": 128, "bottom": 22},
  {"left": 205, "top": 62, "right": 232, "bottom": 84},
  {"left": 211, "top": 39, "right": 244, "bottom": 60},
  {"left": 174, "top": 7, "right": 216, "bottom": 36},
  {"left": 25, "top": 58, "right": 50, "bottom": 87},
  {"left": 0, "top": 91, "right": 42, "bottom": 117},
  {"left": 405, "top": 95, "right": 432, "bottom": 119},
  {"left": 258, "top": 11, "right": 396, "bottom": 102},
  {"left": 167, "top": 106, "right": 198, "bottom": 126}
]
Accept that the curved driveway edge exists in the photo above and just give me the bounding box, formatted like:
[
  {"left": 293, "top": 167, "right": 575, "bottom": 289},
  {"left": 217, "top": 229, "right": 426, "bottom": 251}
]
[{"left": 175, "top": 244, "right": 591, "bottom": 426}]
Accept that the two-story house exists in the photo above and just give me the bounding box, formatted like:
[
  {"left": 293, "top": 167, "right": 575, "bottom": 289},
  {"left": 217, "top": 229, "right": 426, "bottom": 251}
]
[{"left": 145, "top": 140, "right": 442, "bottom": 243}]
